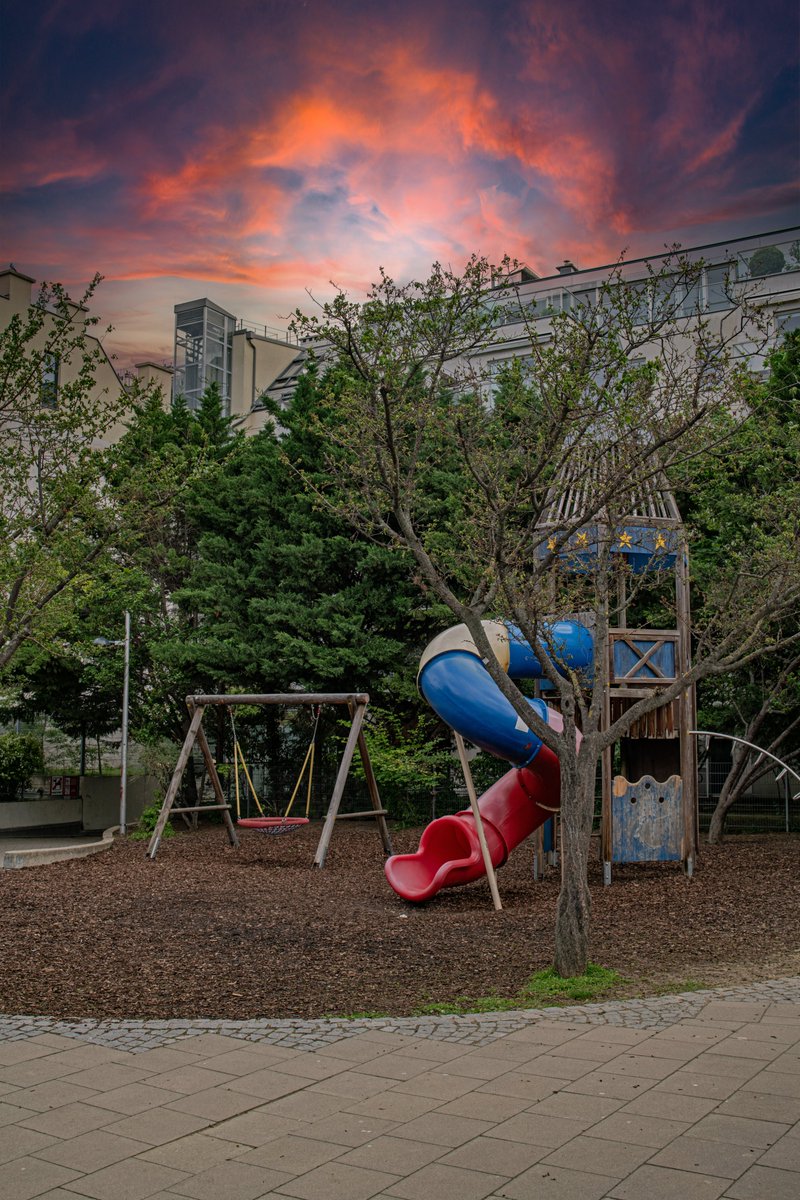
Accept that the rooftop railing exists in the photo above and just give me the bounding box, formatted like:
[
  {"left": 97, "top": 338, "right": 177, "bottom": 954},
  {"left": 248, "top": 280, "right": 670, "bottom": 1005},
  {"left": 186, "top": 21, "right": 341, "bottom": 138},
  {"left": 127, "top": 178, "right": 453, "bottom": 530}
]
[
  {"left": 491, "top": 237, "right": 800, "bottom": 329},
  {"left": 235, "top": 318, "right": 298, "bottom": 345}
]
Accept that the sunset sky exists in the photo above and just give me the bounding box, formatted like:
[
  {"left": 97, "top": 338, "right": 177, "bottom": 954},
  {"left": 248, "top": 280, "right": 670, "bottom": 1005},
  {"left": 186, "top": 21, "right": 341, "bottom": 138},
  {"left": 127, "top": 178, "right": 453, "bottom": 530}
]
[{"left": 2, "top": 0, "right": 798, "bottom": 367}]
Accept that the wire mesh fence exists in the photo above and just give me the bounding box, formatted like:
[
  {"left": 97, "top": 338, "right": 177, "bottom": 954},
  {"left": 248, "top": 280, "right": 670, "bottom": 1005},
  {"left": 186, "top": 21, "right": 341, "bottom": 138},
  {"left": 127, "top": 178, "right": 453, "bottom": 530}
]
[
  {"left": 220, "top": 748, "right": 478, "bottom": 827},
  {"left": 183, "top": 723, "right": 798, "bottom": 837},
  {"left": 698, "top": 759, "right": 799, "bottom": 834}
]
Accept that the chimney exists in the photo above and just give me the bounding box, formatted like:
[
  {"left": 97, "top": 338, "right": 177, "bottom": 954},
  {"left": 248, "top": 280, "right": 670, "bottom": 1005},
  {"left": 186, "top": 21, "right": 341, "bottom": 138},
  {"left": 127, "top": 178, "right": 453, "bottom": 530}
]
[
  {"left": 135, "top": 361, "right": 174, "bottom": 410},
  {"left": 0, "top": 265, "right": 36, "bottom": 309},
  {"left": 556, "top": 260, "right": 579, "bottom": 275}
]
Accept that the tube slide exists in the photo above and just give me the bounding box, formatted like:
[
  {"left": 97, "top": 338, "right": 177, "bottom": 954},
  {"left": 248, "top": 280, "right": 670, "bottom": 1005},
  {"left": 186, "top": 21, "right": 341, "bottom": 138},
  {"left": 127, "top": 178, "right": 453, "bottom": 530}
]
[{"left": 384, "top": 620, "right": 593, "bottom": 902}]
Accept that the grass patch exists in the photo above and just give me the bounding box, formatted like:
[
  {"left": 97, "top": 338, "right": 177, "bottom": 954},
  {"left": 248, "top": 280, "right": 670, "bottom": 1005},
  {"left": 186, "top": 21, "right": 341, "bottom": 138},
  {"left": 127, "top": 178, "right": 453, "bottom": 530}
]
[
  {"left": 645, "top": 977, "right": 709, "bottom": 996},
  {"left": 417, "top": 995, "right": 520, "bottom": 1016},
  {"left": 414, "top": 963, "right": 625, "bottom": 1017},
  {"left": 520, "top": 963, "right": 624, "bottom": 1003}
]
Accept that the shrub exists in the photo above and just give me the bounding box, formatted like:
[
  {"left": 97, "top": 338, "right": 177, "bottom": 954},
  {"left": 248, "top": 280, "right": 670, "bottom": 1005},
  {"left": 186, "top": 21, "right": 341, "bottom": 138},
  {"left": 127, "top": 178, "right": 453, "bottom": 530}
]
[
  {"left": 0, "top": 732, "right": 44, "bottom": 797},
  {"left": 129, "top": 799, "right": 175, "bottom": 841},
  {"left": 747, "top": 246, "right": 786, "bottom": 277}
]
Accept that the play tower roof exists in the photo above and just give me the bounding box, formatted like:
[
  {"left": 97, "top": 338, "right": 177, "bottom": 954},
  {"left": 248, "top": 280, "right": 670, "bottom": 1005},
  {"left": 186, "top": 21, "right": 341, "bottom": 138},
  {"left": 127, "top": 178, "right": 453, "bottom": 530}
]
[
  {"left": 537, "top": 439, "right": 683, "bottom": 530},
  {"left": 535, "top": 438, "right": 684, "bottom": 572}
]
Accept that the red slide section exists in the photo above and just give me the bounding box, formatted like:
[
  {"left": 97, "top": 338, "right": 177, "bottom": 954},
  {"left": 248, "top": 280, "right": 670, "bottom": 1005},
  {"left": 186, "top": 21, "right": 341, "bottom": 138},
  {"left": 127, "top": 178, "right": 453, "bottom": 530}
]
[{"left": 384, "top": 744, "right": 560, "bottom": 902}]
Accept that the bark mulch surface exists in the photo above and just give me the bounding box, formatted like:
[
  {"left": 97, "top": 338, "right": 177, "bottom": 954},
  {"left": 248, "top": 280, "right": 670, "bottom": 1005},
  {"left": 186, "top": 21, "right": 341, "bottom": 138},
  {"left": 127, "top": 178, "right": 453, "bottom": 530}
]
[{"left": 1, "top": 823, "right": 797, "bottom": 1021}]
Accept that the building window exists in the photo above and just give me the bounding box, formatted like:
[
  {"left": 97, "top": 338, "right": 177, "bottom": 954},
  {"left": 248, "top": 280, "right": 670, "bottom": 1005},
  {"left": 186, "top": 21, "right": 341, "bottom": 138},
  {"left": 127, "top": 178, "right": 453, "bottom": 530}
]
[
  {"left": 40, "top": 353, "right": 58, "bottom": 408},
  {"left": 705, "top": 263, "right": 736, "bottom": 312},
  {"left": 776, "top": 308, "right": 800, "bottom": 335}
]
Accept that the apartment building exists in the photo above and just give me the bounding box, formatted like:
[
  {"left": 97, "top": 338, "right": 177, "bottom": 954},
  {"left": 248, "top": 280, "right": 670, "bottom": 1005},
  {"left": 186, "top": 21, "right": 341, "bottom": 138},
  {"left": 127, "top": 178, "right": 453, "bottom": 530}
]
[
  {"left": 473, "top": 227, "right": 800, "bottom": 386},
  {"left": 0, "top": 265, "right": 174, "bottom": 443},
  {"left": 10, "top": 228, "right": 794, "bottom": 442},
  {"left": 181, "top": 227, "right": 796, "bottom": 425},
  {"left": 172, "top": 297, "right": 299, "bottom": 433}
]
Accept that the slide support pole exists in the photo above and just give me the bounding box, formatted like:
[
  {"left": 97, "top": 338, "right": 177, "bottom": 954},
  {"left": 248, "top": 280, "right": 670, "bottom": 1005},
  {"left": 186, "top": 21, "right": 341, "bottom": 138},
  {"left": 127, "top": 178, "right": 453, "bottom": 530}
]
[{"left": 454, "top": 732, "right": 502, "bottom": 912}]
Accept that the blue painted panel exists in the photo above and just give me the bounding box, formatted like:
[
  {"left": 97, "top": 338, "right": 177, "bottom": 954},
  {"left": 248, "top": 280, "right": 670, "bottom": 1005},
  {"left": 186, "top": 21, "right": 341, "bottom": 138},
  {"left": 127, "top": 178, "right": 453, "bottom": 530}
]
[
  {"left": 613, "top": 638, "right": 676, "bottom": 681},
  {"left": 537, "top": 525, "right": 679, "bottom": 574},
  {"left": 611, "top": 774, "right": 682, "bottom": 862}
]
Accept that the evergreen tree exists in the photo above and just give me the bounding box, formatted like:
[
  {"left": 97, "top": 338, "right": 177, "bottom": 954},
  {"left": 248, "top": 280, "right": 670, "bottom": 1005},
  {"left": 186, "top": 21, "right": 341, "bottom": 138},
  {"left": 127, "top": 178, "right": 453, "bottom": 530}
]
[
  {"left": 169, "top": 365, "right": 451, "bottom": 799},
  {"left": 178, "top": 366, "right": 446, "bottom": 698},
  {"left": 684, "top": 332, "right": 800, "bottom": 840}
]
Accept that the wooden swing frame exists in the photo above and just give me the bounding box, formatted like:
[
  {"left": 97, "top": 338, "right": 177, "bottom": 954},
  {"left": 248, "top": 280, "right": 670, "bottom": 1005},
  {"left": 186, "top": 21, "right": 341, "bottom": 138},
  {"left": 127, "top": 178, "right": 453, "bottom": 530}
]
[{"left": 145, "top": 693, "right": 393, "bottom": 866}]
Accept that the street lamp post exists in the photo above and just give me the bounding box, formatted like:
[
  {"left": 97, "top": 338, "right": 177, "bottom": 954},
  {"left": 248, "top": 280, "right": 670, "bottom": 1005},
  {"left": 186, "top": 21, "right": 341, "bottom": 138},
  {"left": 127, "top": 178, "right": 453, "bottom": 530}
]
[
  {"left": 120, "top": 610, "right": 131, "bottom": 835},
  {"left": 93, "top": 610, "right": 131, "bottom": 835}
]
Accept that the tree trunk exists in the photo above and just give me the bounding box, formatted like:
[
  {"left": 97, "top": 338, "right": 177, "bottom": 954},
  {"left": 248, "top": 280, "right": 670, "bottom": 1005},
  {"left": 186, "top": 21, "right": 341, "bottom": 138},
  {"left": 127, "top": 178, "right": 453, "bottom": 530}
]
[
  {"left": 553, "top": 746, "right": 597, "bottom": 977},
  {"left": 707, "top": 740, "right": 748, "bottom": 844},
  {"left": 265, "top": 711, "right": 282, "bottom": 811}
]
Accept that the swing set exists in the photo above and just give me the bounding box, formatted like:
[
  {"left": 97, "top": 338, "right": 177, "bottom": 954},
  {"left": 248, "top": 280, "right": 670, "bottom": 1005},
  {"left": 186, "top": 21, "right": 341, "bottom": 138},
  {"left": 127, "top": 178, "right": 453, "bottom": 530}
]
[
  {"left": 146, "top": 692, "right": 393, "bottom": 866},
  {"left": 230, "top": 705, "right": 319, "bottom": 832}
]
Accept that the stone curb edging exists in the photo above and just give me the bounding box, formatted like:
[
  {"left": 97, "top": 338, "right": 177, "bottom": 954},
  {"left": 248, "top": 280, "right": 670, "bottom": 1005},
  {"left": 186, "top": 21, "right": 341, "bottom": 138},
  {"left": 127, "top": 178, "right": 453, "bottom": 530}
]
[
  {"left": 1, "top": 976, "right": 798, "bottom": 1053},
  {"left": 0, "top": 826, "right": 116, "bottom": 870}
]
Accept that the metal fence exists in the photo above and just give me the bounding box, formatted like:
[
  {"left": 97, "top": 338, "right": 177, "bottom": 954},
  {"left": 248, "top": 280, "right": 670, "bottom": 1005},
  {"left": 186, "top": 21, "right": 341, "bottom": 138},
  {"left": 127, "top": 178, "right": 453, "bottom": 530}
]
[
  {"left": 698, "top": 760, "right": 799, "bottom": 834},
  {"left": 186, "top": 735, "right": 798, "bottom": 836}
]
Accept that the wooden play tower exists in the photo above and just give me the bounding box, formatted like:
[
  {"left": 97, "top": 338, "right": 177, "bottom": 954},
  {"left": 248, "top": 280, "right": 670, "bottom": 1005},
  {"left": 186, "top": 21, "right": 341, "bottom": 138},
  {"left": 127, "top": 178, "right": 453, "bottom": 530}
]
[{"left": 537, "top": 447, "right": 698, "bottom": 882}]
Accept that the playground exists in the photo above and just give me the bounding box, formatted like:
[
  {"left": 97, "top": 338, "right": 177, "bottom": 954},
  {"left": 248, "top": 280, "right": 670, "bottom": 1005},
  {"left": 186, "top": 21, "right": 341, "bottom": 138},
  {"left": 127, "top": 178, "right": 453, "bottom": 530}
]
[
  {"left": 3, "top": 480, "right": 798, "bottom": 1024},
  {"left": 1, "top": 821, "right": 797, "bottom": 1021}
]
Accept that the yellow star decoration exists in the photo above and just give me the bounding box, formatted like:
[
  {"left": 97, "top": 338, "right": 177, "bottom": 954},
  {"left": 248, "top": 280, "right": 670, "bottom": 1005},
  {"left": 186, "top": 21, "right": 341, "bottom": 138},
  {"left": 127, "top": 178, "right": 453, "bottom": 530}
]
[
  {"left": 618, "top": 531, "right": 633, "bottom": 549},
  {"left": 547, "top": 536, "right": 557, "bottom": 551},
  {"left": 654, "top": 533, "right": 667, "bottom": 550},
  {"left": 575, "top": 532, "right": 589, "bottom": 548}
]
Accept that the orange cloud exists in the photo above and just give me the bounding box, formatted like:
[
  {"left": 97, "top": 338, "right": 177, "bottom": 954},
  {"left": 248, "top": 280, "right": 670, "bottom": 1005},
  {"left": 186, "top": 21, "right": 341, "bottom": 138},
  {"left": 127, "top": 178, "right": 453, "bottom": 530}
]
[
  {"left": 5, "top": 0, "right": 797, "bottom": 366},
  {"left": 133, "top": 26, "right": 621, "bottom": 280}
]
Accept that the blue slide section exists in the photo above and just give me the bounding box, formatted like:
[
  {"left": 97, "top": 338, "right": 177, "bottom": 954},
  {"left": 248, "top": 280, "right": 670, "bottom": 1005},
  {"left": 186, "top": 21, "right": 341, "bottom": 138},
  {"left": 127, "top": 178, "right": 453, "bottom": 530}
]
[
  {"left": 419, "top": 652, "right": 550, "bottom": 767},
  {"left": 418, "top": 620, "right": 593, "bottom": 767}
]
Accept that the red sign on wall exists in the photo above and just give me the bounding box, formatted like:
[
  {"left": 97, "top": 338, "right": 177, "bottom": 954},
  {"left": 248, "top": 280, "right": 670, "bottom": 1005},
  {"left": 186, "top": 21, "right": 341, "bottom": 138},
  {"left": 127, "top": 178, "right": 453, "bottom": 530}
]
[{"left": 49, "top": 776, "right": 80, "bottom": 798}]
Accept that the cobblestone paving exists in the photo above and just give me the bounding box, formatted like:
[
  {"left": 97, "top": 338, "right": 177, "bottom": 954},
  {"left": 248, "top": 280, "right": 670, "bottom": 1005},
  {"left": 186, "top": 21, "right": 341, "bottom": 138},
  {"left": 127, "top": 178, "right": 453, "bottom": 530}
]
[
  {"left": 2, "top": 977, "right": 799, "bottom": 1053},
  {"left": 2, "top": 979, "right": 798, "bottom": 1200}
]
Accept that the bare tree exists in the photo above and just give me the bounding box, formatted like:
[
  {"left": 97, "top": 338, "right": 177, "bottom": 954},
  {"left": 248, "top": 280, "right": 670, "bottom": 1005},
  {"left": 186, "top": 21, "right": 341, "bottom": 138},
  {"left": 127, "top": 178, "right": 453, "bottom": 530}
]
[
  {"left": 292, "top": 254, "right": 800, "bottom": 975},
  {"left": 678, "top": 328, "right": 800, "bottom": 842},
  {"left": 703, "top": 651, "right": 800, "bottom": 844}
]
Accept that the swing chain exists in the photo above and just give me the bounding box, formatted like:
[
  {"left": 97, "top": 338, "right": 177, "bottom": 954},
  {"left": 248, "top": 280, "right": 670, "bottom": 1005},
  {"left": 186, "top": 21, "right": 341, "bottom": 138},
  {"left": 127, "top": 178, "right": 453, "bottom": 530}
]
[{"left": 232, "top": 703, "right": 322, "bottom": 834}]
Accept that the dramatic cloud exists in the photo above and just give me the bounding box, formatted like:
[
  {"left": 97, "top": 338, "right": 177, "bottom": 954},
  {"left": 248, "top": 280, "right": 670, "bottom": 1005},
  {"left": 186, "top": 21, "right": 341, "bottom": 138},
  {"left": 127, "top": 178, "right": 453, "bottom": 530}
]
[{"left": 1, "top": 0, "right": 797, "bottom": 361}]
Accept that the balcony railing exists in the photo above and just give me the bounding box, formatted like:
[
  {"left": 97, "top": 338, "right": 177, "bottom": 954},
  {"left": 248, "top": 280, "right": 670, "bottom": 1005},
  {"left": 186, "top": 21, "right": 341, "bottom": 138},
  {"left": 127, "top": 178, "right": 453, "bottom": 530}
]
[
  {"left": 235, "top": 318, "right": 298, "bottom": 345},
  {"left": 491, "top": 235, "right": 800, "bottom": 329}
]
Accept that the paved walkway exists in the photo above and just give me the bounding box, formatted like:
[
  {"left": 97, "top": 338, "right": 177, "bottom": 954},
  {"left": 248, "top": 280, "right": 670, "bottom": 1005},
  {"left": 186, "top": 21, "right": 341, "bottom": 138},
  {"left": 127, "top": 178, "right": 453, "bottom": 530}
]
[
  {"left": 0, "top": 834, "right": 112, "bottom": 871},
  {"left": 1, "top": 979, "right": 798, "bottom": 1200}
]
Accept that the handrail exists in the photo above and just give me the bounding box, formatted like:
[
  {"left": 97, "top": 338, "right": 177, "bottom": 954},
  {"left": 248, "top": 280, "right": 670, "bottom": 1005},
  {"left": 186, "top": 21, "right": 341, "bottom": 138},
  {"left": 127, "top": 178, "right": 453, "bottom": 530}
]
[{"left": 690, "top": 730, "right": 800, "bottom": 799}]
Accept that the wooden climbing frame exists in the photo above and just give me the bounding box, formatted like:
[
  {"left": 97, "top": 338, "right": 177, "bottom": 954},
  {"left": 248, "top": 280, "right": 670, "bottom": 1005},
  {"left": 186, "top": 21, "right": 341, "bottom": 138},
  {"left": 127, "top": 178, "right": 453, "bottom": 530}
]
[{"left": 145, "top": 692, "right": 393, "bottom": 866}]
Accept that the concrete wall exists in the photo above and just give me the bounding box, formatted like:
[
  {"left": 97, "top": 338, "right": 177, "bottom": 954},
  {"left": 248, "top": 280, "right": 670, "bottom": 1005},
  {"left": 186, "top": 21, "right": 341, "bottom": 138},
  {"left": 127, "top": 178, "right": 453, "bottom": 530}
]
[
  {"left": 134, "top": 361, "right": 173, "bottom": 409},
  {"left": 230, "top": 330, "right": 299, "bottom": 420},
  {"left": 0, "top": 797, "right": 82, "bottom": 831},
  {"left": 0, "top": 774, "right": 156, "bottom": 833},
  {"left": 80, "top": 774, "right": 155, "bottom": 830}
]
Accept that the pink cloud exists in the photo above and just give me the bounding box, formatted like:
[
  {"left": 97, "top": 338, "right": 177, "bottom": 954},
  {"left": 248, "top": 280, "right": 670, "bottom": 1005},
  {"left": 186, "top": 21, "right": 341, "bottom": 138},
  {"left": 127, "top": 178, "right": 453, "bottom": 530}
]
[{"left": 3, "top": 0, "right": 797, "bottom": 362}]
